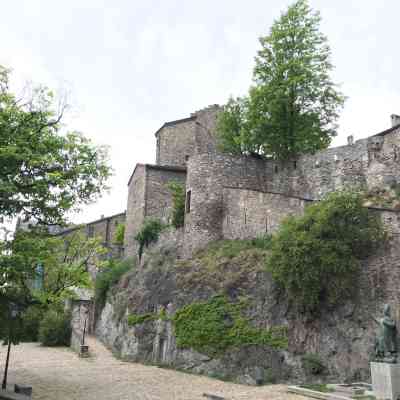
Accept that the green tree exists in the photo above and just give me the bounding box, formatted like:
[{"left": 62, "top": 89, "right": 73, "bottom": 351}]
[
  {"left": 266, "top": 191, "right": 385, "bottom": 313},
  {"left": 0, "top": 66, "right": 111, "bottom": 224},
  {"left": 217, "top": 0, "right": 345, "bottom": 160},
  {"left": 0, "top": 229, "right": 107, "bottom": 343}
]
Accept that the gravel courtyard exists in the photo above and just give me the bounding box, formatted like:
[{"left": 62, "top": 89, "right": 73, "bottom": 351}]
[{"left": 4, "top": 337, "right": 305, "bottom": 400}]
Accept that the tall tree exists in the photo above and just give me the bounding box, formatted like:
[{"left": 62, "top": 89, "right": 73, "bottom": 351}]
[
  {"left": 217, "top": 0, "right": 345, "bottom": 160},
  {"left": 0, "top": 66, "right": 111, "bottom": 225}
]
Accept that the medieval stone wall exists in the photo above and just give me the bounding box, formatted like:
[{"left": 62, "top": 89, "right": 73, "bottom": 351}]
[
  {"left": 156, "top": 119, "right": 197, "bottom": 167},
  {"left": 124, "top": 164, "right": 186, "bottom": 260},
  {"left": 222, "top": 188, "right": 309, "bottom": 240},
  {"left": 183, "top": 128, "right": 400, "bottom": 256},
  {"left": 125, "top": 164, "right": 147, "bottom": 259},
  {"left": 145, "top": 165, "right": 186, "bottom": 225},
  {"left": 184, "top": 153, "right": 270, "bottom": 256}
]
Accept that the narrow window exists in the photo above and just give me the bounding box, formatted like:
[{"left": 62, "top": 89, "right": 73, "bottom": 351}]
[
  {"left": 293, "top": 161, "right": 297, "bottom": 170},
  {"left": 87, "top": 225, "right": 94, "bottom": 238},
  {"left": 186, "top": 190, "right": 191, "bottom": 214},
  {"left": 185, "top": 155, "right": 189, "bottom": 162},
  {"left": 274, "top": 165, "right": 278, "bottom": 173}
]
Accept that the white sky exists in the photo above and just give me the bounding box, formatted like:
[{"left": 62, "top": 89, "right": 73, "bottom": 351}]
[{"left": 1, "top": 0, "right": 399, "bottom": 224}]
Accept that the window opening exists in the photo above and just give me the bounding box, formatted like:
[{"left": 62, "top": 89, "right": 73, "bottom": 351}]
[{"left": 186, "top": 190, "right": 192, "bottom": 214}]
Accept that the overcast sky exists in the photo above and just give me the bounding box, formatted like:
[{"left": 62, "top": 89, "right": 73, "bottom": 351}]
[{"left": 1, "top": 0, "right": 399, "bottom": 224}]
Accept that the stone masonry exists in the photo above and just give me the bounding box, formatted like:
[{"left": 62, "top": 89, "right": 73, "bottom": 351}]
[{"left": 72, "top": 105, "right": 400, "bottom": 262}]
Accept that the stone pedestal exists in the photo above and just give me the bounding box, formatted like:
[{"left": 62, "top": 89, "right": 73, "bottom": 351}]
[{"left": 371, "top": 362, "right": 400, "bottom": 400}]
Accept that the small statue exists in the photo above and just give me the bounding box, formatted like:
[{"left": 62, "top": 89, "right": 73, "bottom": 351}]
[{"left": 374, "top": 304, "right": 398, "bottom": 363}]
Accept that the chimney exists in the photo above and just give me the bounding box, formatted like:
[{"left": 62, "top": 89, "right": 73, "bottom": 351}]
[
  {"left": 391, "top": 114, "right": 400, "bottom": 127},
  {"left": 347, "top": 135, "right": 354, "bottom": 146}
]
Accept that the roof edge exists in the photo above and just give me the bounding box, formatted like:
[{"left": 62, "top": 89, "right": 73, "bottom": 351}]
[{"left": 154, "top": 116, "right": 196, "bottom": 137}]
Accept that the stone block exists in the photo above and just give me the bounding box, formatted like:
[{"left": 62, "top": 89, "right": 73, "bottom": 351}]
[{"left": 371, "top": 362, "right": 400, "bottom": 400}]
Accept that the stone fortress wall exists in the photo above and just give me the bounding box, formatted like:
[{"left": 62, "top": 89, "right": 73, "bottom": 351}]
[
  {"left": 183, "top": 121, "right": 400, "bottom": 255},
  {"left": 71, "top": 106, "right": 400, "bottom": 262}
]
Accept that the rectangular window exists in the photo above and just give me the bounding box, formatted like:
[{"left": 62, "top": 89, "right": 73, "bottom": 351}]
[
  {"left": 87, "top": 225, "right": 94, "bottom": 238},
  {"left": 186, "top": 190, "right": 192, "bottom": 214}
]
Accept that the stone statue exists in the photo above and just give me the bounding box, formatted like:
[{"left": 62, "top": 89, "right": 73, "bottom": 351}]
[{"left": 374, "top": 304, "right": 398, "bottom": 363}]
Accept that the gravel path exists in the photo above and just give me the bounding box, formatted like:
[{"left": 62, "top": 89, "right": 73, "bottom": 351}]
[{"left": 4, "top": 337, "right": 305, "bottom": 400}]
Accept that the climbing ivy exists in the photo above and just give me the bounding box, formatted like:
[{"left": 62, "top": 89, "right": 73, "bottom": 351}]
[
  {"left": 172, "top": 296, "right": 287, "bottom": 356},
  {"left": 167, "top": 181, "right": 185, "bottom": 228}
]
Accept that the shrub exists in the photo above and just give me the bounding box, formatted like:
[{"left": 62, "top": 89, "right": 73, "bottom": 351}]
[
  {"left": 38, "top": 309, "right": 71, "bottom": 346},
  {"left": 266, "top": 191, "right": 385, "bottom": 313},
  {"left": 127, "top": 313, "right": 155, "bottom": 326},
  {"left": 135, "top": 218, "right": 166, "bottom": 259},
  {"left": 173, "top": 295, "right": 287, "bottom": 356},
  {"left": 114, "top": 223, "right": 125, "bottom": 245},
  {"left": 95, "top": 258, "right": 134, "bottom": 310},
  {"left": 301, "top": 353, "right": 326, "bottom": 375},
  {"left": 21, "top": 305, "right": 44, "bottom": 342},
  {"left": 167, "top": 182, "right": 185, "bottom": 228}
]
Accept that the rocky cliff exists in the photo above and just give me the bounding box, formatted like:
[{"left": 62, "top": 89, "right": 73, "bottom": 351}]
[{"left": 96, "top": 225, "right": 400, "bottom": 385}]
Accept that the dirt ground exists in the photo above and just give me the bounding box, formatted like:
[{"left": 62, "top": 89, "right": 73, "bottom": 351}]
[{"left": 4, "top": 336, "right": 305, "bottom": 400}]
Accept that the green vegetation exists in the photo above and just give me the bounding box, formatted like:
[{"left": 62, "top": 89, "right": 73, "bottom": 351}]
[
  {"left": 20, "top": 305, "right": 44, "bottom": 342},
  {"left": 167, "top": 182, "right": 185, "bottom": 228},
  {"left": 301, "top": 383, "right": 333, "bottom": 392},
  {"left": 95, "top": 258, "right": 134, "bottom": 310},
  {"left": 173, "top": 295, "right": 287, "bottom": 356},
  {"left": 114, "top": 223, "right": 125, "bottom": 245},
  {"left": 0, "top": 65, "right": 110, "bottom": 225},
  {"left": 127, "top": 309, "right": 169, "bottom": 326},
  {"left": 301, "top": 353, "right": 326, "bottom": 375},
  {"left": 127, "top": 313, "right": 156, "bottom": 326},
  {"left": 194, "top": 236, "right": 271, "bottom": 261},
  {"left": 217, "top": 0, "right": 344, "bottom": 160},
  {"left": 0, "top": 229, "right": 106, "bottom": 345},
  {"left": 267, "top": 191, "right": 385, "bottom": 312},
  {"left": 38, "top": 309, "right": 71, "bottom": 346},
  {"left": 0, "top": 64, "right": 110, "bottom": 346},
  {"left": 176, "top": 238, "right": 270, "bottom": 294},
  {"left": 135, "top": 218, "right": 166, "bottom": 259}
]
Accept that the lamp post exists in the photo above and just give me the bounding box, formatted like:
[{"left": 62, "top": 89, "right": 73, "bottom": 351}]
[{"left": 2, "top": 303, "right": 19, "bottom": 390}]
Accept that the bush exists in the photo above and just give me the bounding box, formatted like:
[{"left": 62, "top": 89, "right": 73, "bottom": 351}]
[
  {"left": 167, "top": 182, "right": 185, "bottom": 228},
  {"left": 302, "top": 353, "right": 326, "bottom": 375},
  {"left": 21, "top": 305, "right": 44, "bottom": 342},
  {"left": 173, "top": 295, "right": 287, "bottom": 356},
  {"left": 266, "top": 191, "right": 385, "bottom": 313},
  {"left": 38, "top": 309, "right": 71, "bottom": 346},
  {"left": 114, "top": 223, "right": 125, "bottom": 245},
  {"left": 135, "top": 218, "right": 166, "bottom": 259},
  {"left": 127, "top": 313, "right": 155, "bottom": 326},
  {"left": 95, "top": 258, "right": 134, "bottom": 310}
]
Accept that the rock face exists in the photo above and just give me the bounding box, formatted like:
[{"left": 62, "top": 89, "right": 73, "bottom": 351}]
[{"left": 96, "top": 225, "right": 400, "bottom": 385}]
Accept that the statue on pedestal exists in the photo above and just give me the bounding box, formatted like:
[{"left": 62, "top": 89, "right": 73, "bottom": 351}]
[{"left": 374, "top": 304, "right": 398, "bottom": 363}]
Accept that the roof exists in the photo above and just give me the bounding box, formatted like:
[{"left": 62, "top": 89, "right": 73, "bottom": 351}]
[
  {"left": 154, "top": 116, "right": 196, "bottom": 137},
  {"left": 127, "top": 163, "right": 187, "bottom": 186},
  {"left": 53, "top": 211, "right": 126, "bottom": 236},
  {"left": 373, "top": 123, "right": 400, "bottom": 137}
]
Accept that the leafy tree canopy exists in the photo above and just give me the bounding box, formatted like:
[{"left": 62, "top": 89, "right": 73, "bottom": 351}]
[
  {"left": 217, "top": 0, "right": 345, "bottom": 160},
  {"left": 0, "top": 66, "right": 111, "bottom": 225},
  {"left": 0, "top": 229, "right": 107, "bottom": 343}
]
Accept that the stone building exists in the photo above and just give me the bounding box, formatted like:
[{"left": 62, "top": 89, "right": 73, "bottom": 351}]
[
  {"left": 122, "top": 106, "right": 400, "bottom": 259},
  {"left": 70, "top": 107, "right": 400, "bottom": 261}
]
